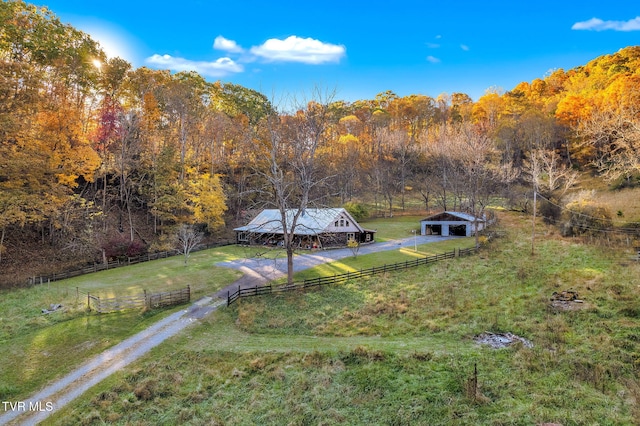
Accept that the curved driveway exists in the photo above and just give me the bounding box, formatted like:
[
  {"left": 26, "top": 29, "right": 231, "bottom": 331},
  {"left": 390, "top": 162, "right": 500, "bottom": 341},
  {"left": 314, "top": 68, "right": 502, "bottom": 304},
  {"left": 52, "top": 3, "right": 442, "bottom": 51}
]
[
  {"left": 215, "top": 235, "right": 456, "bottom": 298},
  {"left": 1, "top": 235, "right": 455, "bottom": 425}
]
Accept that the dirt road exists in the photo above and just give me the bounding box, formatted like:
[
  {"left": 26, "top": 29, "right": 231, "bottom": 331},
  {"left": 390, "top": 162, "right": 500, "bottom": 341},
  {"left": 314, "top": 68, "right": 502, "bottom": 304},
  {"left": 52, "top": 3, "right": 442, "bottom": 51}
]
[
  {"left": 0, "top": 298, "right": 226, "bottom": 426},
  {"left": 0, "top": 235, "right": 453, "bottom": 425}
]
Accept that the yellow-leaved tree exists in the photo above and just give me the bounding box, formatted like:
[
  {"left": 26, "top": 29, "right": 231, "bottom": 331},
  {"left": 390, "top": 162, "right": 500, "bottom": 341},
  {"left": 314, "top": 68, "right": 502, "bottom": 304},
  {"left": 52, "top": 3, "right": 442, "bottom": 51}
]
[{"left": 190, "top": 173, "right": 227, "bottom": 231}]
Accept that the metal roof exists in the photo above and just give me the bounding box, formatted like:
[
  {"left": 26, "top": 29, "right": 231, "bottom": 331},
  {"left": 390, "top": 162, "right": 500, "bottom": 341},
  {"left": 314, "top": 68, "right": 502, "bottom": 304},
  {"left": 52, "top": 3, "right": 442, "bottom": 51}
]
[
  {"left": 234, "top": 208, "right": 362, "bottom": 235},
  {"left": 421, "top": 211, "right": 485, "bottom": 223}
]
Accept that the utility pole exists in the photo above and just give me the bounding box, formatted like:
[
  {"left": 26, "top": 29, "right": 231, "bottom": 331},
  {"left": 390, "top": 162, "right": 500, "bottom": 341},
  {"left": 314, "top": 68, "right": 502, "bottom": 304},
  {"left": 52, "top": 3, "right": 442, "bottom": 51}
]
[{"left": 412, "top": 229, "right": 417, "bottom": 251}]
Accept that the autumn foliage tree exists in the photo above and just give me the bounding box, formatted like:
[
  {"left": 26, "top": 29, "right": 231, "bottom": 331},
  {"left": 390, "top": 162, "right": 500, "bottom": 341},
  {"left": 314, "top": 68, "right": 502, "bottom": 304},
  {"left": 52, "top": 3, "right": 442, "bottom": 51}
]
[
  {"left": 0, "top": 1, "right": 102, "bottom": 262},
  {"left": 2, "top": 1, "right": 640, "bottom": 285}
]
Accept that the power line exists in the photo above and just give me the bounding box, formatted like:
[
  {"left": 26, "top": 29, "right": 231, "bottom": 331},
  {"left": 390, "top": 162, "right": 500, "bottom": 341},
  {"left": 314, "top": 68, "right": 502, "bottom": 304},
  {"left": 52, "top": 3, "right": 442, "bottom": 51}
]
[{"left": 535, "top": 191, "right": 640, "bottom": 228}]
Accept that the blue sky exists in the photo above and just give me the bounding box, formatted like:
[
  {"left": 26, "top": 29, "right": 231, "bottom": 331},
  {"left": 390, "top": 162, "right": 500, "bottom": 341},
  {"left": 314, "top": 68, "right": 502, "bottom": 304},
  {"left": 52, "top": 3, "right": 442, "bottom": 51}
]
[{"left": 39, "top": 0, "right": 640, "bottom": 103}]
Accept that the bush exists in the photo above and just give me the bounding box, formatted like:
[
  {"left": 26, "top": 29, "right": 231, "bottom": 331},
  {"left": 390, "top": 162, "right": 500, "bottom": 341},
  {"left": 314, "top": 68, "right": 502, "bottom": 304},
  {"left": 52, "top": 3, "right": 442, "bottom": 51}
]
[
  {"left": 560, "top": 191, "right": 613, "bottom": 237},
  {"left": 343, "top": 202, "right": 369, "bottom": 222},
  {"left": 102, "top": 236, "right": 147, "bottom": 260},
  {"left": 611, "top": 174, "right": 640, "bottom": 190},
  {"left": 539, "top": 197, "right": 561, "bottom": 224}
]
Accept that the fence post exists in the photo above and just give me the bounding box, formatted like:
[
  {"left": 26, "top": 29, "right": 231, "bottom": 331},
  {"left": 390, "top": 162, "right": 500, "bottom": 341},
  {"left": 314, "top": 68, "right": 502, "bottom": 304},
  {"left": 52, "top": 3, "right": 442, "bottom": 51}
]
[
  {"left": 187, "top": 285, "right": 190, "bottom": 302},
  {"left": 144, "top": 290, "right": 148, "bottom": 309},
  {"left": 227, "top": 291, "right": 230, "bottom": 306},
  {"left": 87, "top": 293, "right": 91, "bottom": 311}
]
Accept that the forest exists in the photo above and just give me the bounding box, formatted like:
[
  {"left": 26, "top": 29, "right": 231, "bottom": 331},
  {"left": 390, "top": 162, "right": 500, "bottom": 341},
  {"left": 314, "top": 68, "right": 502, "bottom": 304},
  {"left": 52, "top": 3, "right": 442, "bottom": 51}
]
[{"left": 1, "top": 0, "right": 640, "bottom": 286}]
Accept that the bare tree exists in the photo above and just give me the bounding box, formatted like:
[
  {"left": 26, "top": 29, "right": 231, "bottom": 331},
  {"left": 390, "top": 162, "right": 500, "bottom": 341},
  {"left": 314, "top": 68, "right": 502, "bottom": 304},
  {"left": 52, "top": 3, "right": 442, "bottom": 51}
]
[
  {"left": 577, "top": 104, "right": 640, "bottom": 183},
  {"left": 453, "top": 124, "right": 500, "bottom": 248},
  {"left": 176, "top": 224, "right": 203, "bottom": 266},
  {"left": 422, "top": 122, "right": 501, "bottom": 247},
  {"left": 525, "top": 148, "right": 578, "bottom": 197},
  {"left": 256, "top": 91, "right": 334, "bottom": 284}
]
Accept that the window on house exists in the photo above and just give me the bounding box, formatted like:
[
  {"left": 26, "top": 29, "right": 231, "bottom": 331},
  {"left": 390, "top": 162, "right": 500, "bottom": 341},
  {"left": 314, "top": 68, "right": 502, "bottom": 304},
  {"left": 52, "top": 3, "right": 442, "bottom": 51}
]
[
  {"left": 347, "top": 233, "right": 355, "bottom": 241},
  {"left": 346, "top": 221, "right": 349, "bottom": 227},
  {"left": 335, "top": 221, "right": 339, "bottom": 227},
  {"left": 340, "top": 219, "right": 344, "bottom": 226},
  {"left": 365, "top": 234, "right": 371, "bottom": 242}
]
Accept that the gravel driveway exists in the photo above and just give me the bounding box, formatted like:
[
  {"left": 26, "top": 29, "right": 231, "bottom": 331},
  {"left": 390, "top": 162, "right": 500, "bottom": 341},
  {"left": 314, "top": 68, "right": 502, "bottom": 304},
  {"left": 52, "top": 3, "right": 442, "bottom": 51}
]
[
  {"left": 215, "top": 234, "right": 455, "bottom": 297},
  {"left": 0, "top": 235, "right": 455, "bottom": 425}
]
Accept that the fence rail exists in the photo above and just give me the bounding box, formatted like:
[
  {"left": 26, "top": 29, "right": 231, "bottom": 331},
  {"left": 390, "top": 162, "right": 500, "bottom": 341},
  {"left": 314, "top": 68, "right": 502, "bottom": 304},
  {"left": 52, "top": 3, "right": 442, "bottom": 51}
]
[
  {"left": 27, "top": 241, "right": 232, "bottom": 286},
  {"left": 87, "top": 286, "right": 190, "bottom": 313},
  {"left": 227, "top": 247, "right": 477, "bottom": 306},
  {"left": 147, "top": 287, "right": 191, "bottom": 309}
]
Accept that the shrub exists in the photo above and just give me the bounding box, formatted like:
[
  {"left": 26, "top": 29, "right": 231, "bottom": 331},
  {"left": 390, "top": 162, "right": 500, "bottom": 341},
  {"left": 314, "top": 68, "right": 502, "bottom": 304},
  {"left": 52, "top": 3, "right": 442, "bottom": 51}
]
[
  {"left": 560, "top": 191, "right": 613, "bottom": 237},
  {"left": 343, "top": 202, "right": 369, "bottom": 222},
  {"left": 611, "top": 174, "right": 640, "bottom": 190},
  {"left": 539, "top": 196, "right": 562, "bottom": 224},
  {"left": 102, "top": 236, "right": 147, "bottom": 260}
]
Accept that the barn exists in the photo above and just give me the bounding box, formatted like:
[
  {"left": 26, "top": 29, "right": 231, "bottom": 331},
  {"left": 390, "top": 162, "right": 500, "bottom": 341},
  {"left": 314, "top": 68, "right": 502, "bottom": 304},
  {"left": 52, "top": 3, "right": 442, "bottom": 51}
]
[
  {"left": 420, "top": 211, "right": 485, "bottom": 237},
  {"left": 234, "top": 208, "right": 376, "bottom": 249}
]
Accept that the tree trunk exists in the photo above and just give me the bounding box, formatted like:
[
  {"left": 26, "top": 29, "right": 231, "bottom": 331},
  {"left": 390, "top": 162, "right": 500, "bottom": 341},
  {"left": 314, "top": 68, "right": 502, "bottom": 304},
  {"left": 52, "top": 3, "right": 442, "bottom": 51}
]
[{"left": 286, "top": 246, "right": 294, "bottom": 285}]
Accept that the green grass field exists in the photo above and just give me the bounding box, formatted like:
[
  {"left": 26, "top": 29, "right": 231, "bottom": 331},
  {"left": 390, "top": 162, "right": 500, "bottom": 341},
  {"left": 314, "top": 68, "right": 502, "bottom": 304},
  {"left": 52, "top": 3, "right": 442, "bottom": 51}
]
[
  {"left": 0, "top": 216, "right": 422, "bottom": 404},
  {"left": 0, "top": 246, "right": 244, "bottom": 403},
  {"left": 42, "top": 211, "right": 640, "bottom": 425},
  {"left": 5, "top": 212, "right": 640, "bottom": 424},
  {"left": 360, "top": 215, "right": 423, "bottom": 241}
]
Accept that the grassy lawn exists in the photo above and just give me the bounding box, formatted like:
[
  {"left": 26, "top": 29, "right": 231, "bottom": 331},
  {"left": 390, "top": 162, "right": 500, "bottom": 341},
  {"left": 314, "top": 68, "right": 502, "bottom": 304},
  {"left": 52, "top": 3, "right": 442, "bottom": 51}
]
[
  {"left": 48, "top": 211, "right": 640, "bottom": 425},
  {"left": 0, "top": 245, "right": 244, "bottom": 402},
  {"left": 276, "top": 237, "right": 475, "bottom": 284},
  {"left": 0, "top": 219, "right": 444, "bottom": 405},
  {"left": 359, "top": 215, "right": 423, "bottom": 241}
]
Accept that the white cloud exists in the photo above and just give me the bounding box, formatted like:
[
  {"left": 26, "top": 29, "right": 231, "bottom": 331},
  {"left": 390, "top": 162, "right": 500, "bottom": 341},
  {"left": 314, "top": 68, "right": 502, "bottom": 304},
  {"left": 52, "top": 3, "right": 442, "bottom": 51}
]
[
  {"left": 145, "top": 54, "right": 243, "bottom": 77},
  {"left": 146, "top": 35, "right": 345, "bottom": 78},
  {"left": 426, "top": 55, "right": 441, "bottom": 63},
  {"left": 250, "top": 36, "right": 346, "bottom": 64},
  {"left": 460, "top": 44, "right": 470, "bottom": 51},
  {"left": 572, "top": 16, "right": 640, "bottom": 31},
  {"left": 213, "top": 36, "right": 244, "bottom": 53},
  {"left": 426, "top": 42, "right": 440, "bottom": 48}
]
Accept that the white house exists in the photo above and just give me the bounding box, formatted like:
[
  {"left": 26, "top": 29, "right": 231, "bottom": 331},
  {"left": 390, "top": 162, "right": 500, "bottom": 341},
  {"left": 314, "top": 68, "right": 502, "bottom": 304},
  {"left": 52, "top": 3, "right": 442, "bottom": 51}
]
[
  {"left": 420, "top": 211, "right": 485, "bottom": 237},
  {"left": 234, "top": 208, "right": 375, "bottom": 248}
]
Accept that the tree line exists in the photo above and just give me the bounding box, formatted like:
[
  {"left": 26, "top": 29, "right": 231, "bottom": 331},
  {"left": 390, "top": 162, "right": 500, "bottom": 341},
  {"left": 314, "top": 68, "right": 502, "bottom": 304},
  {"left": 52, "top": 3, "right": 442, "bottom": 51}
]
[{"left": 1, "top": 1, "right": 639, "bottom": 281}]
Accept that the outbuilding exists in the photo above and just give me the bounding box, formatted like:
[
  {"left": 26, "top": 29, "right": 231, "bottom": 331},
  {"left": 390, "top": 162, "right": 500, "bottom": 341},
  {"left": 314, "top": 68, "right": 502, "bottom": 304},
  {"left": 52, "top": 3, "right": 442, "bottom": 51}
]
[
  {"left": 420, "top": 211, "right": 485, "bottom": 237},
  {"left": 234, "top": 208, "right": 376, "bottom": 249}
]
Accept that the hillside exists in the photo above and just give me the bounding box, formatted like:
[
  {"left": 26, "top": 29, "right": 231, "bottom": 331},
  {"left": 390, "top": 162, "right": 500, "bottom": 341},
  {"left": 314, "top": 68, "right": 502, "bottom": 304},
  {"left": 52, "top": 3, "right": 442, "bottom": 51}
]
[
  {"left": 37, "top": 210, "right": 640, "bottom": 425},
  {"left": 2, "top": 0, "right": 640, "bottom": 288}
]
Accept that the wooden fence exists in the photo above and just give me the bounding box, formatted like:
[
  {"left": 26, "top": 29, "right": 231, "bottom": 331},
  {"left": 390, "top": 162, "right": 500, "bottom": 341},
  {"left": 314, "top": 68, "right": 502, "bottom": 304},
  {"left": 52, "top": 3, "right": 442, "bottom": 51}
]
[
  {"left": 27, "top": 241, "right": 231, "bottom": 286},
  {"left": 87, "top": 286, "right": 190, "bottom": 313},
  {"left": 227, "top": 247, "right": 477, "bottom": 306}
]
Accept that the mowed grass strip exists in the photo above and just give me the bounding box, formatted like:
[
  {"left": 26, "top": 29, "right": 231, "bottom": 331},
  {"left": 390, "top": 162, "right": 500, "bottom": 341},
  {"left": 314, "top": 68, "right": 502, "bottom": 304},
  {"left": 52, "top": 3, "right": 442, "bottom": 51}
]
[
  {"left": 0, "top": 245, "right": 244, "bottom": 402},
  {"left": 50, "top": 212, "right": 640, "bottom": 424},
  {"left": 274, "top": 236, "right": 475, "bottom": 284},
  {"left": 0, "top": 217, "right": 434, "bottom": 405},
  {"left": 359, "top": 215, "right": 423, "bottom": 241}
]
